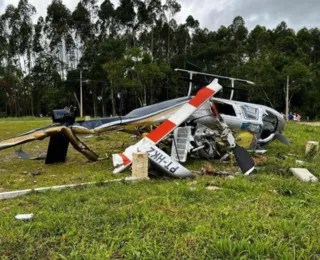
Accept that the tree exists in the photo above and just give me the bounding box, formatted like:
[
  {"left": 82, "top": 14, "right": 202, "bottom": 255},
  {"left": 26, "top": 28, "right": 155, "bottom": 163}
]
[
  {"left": 136, "top": 0, "right": 163, "bottom": 55},
  {"left": 33, "top": 17, "right": 44, "bottom": 54},
  {"left": 228, "top": 16, "right": 248, "bottom": 76},
  {"left": 1, "top": 0, "right": 320, "bottom": 118},
  {"left": 45, "top": 0, "right": 73, "bottom": 76},
  {"left": 163, "top": 0, "right": 181, "bottom": 61},
  {"left": 283, "top": 60, "right": 311, "bottom": 108},
  {"left": 126, "top": 48, "right": 163, "bottom": 106},
  {"left": 116, "top": 0, "right": 136, "bottom": 47},
  {"left": 97, "top": 0, "right": 115, "bottom": 37},
  {"left": 0, "top": 0, "right": 36, "bottom": 116}
]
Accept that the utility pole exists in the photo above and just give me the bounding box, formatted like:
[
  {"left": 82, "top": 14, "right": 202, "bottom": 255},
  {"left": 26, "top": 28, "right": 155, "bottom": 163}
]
[
  {"left": 285, "top": 75, "right": 289, "bottom": 121},
  {"left": 80, "top": 69, "right": 83, "bottom": 118}
]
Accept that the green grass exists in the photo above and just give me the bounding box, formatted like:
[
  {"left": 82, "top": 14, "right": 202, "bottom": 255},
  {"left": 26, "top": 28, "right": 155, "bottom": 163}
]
[
  {"left": 1, "top": 120, "right": 320, "bottom": 259},
  {"left": 0, "top": 119, "right": 136, "bottom": 190},
  {"left": 0, "top": 117, "right": 51, "bottom": 121}
]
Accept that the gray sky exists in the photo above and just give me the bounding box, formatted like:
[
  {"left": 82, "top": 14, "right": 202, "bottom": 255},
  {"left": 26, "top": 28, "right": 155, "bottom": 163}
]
[{"left": 0, "top": 0, "right": 319, "bottom": 31}]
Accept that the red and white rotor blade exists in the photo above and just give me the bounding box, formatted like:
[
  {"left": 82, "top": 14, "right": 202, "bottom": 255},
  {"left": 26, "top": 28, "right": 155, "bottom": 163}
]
[{"left": 112, "top": 79, "right": 222, "bottom": 173}]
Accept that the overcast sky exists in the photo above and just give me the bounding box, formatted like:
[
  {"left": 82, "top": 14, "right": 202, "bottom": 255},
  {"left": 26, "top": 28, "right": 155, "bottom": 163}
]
[{"left": 0, "top": 0, "right": 319, "bottom": 32}]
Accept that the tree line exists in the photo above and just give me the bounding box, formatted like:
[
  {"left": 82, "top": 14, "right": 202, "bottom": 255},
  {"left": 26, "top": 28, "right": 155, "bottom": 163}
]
[{"left": 0, "top": 0, "right": 319, "bottom": 118}]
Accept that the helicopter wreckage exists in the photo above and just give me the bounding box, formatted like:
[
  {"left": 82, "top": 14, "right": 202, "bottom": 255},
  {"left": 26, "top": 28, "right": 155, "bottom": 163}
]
[{"left": 0, "top": 69, "right": 289, "bottom": 178}]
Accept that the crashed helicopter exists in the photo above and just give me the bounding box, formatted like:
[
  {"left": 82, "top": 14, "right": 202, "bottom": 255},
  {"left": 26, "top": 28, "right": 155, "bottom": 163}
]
[{"left": 0, "top": 69, "right": 288, "bottom": 177}]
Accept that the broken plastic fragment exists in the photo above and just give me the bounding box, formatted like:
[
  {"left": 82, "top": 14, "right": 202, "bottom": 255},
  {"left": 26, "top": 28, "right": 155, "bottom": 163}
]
[
  {"left": 15, "top": 213, "right": 34, "bottom": 220},
  {"left": 290, "top": 168, "right": 318, "bottom": 183}
]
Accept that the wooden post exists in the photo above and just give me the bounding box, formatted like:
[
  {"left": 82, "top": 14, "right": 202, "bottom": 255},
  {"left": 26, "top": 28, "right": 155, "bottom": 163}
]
[{"left": 132, "top": 152, "right": 149, "bottom": 179}]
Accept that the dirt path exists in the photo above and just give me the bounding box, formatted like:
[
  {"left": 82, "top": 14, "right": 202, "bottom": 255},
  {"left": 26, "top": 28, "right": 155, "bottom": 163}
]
[{"left": 299, "top": 122, "right": 320, "bottom": 126}]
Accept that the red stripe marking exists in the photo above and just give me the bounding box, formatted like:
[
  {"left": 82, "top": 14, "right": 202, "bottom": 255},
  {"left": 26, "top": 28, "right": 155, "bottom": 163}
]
[
  {"left": 189, "top": 87, "right": 215, "bottom": 107},
  {"left": 119, "top": 153, "right": 131, "bottom": 165},
  {"left": 210, "top": 102, "right": 221, "bottom": 120},
  {"left": 147, "top": 120, "right": 176, "bottom": 143}
]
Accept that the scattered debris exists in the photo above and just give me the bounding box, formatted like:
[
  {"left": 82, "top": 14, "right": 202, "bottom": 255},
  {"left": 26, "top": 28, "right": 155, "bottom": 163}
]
[
  {"left": 305, "top": 141, "right": 319, "bottom": 156},
  {"left": 15, "top": 213, "right": 34, "bottom": 220},
  {"left": 225, "top": 175, "right": 236, "bottom": 180},
  {"left": 254, "top": 149, "right": 267, "bottom": 154},
  {"left": 124, "top": 176, "right": 150, "bottom": 182},
  {"left": 0, "top": 168, "right": 7, "bottom": 173},
  {"left": 276, "top": 153, "right": 287, "bottom": 160},
  {"left": 29, "top": 171, "right": 41, "bottom": 176},
  {"left": 15, "top": 148, "right": 47, "bottom": 160},
  {"left": 279, "top": 189, "right": 293, "bottom": 196},
  {"left": 195, "top": 168, "right": 233, "bottom": 177},
  {"left": 219, "top": 153, "right": 229, "bottom": 161},
  {"left": 21, "top": 168, "right": 44, "bottom": 176},
  {"left": 253, "top": 156, "right": 268, "bottom": 164},
  {"left": 290, "top": 168, "right": 318, "bottom": 182},
  {"left": 205, "top": 186, "right": 222, "bottom": 191},
  {"left": 296, "top": 160, "right": 306, "bottom": 165}
]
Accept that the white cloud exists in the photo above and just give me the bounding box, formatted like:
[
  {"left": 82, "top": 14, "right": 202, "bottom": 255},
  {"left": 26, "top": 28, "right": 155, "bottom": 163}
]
[{"left": 197, "top": 0, "right": 320, "bottom": 31}]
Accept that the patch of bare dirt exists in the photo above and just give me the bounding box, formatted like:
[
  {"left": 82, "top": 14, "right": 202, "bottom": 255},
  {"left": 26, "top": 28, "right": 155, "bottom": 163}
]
[{"left": 299, "top": 122, "right": 320, "bottom": 126}]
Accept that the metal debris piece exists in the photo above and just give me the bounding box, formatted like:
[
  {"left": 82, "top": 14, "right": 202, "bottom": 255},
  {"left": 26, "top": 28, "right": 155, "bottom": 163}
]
[
  {"left": 296, "top": 160, "right": 306, "bottom": 165},
  {"left": 15, "top": 213, "right": 34, "bottom": 220},
  {"left": 276, "top": 153, "right": 286, "bottom": 160},
  {"left": 15, "top": 148, "right": 47, "bottom": 160},
  {"left": 124, "top": 176, "right": 150, "bottom": 182},
  {"left": 254, "top": 149, "right": 267, "bottom": 154},
  {"left": 29, "top": 171, "right": 41, "bottom": 176},
  {"left": 200, "top": 168, "right": 233, "bottom": 177},
  {"left": 219, "top": 153, "right": 229, "bottom": 161},
  {"left": 205, "top": 186, "right": 221, "bottom": 191},
  {"left": 290, "top": 168, "right": 318, "bottom": 182},
  {"left": 305, "top": 141, "right": 319, "bottom": 155}
]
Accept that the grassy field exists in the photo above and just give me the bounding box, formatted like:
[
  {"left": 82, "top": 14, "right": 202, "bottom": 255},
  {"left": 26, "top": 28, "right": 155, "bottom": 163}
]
[{"left": 1, "top": 119, "right": 320, "bottom": 259}]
